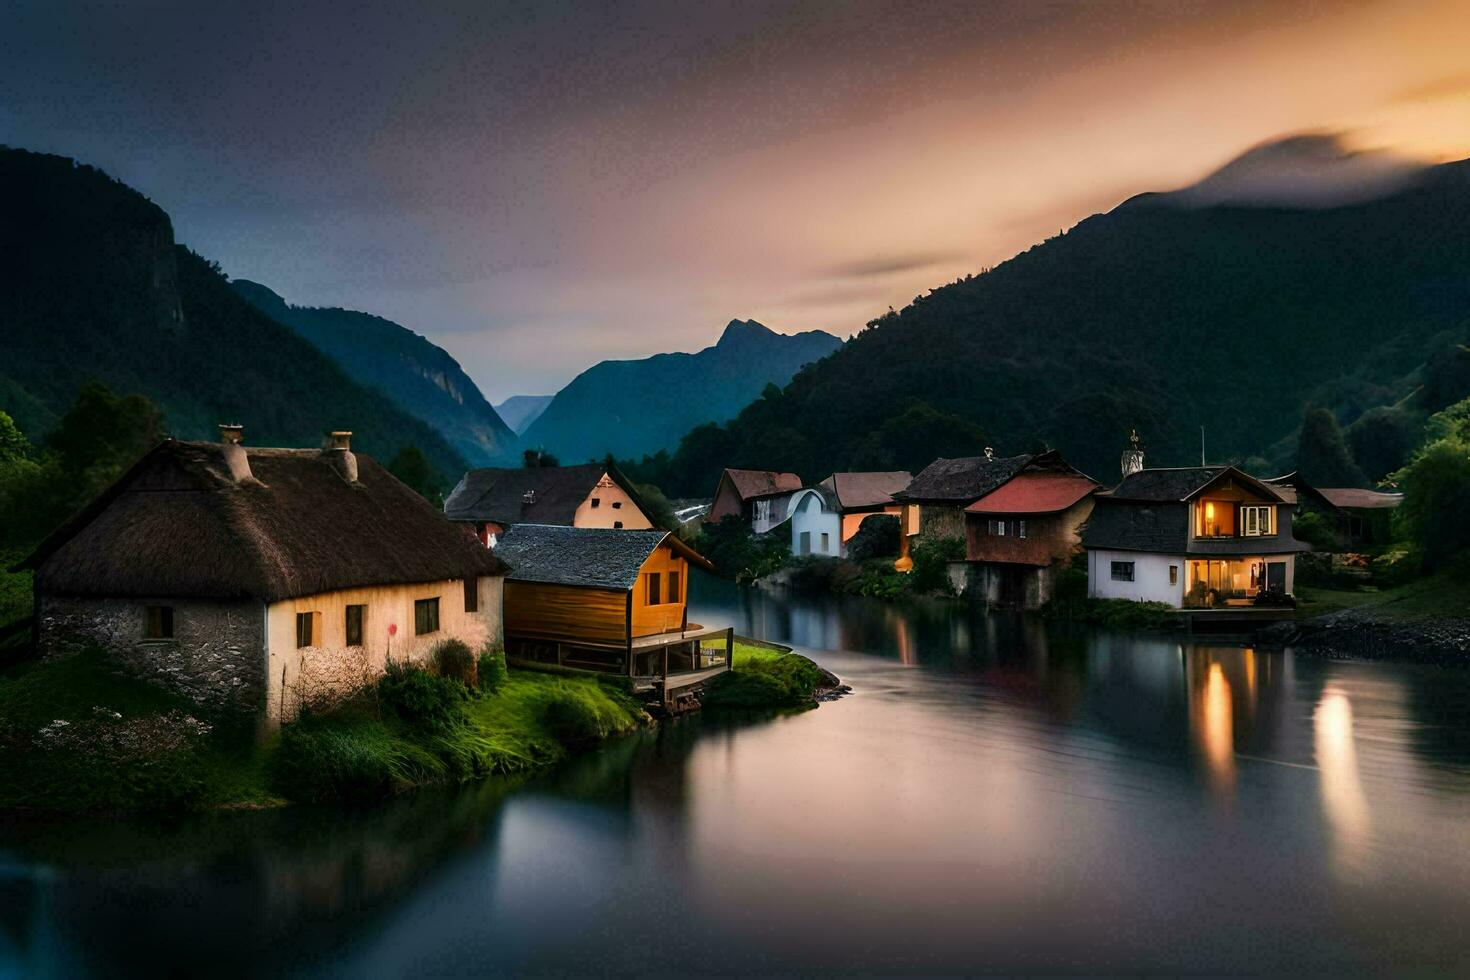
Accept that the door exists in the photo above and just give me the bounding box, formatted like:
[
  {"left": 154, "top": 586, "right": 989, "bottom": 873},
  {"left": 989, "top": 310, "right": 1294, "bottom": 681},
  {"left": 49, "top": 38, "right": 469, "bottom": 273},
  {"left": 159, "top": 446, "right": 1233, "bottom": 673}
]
[
  {"left": 1266, "top": 561, "right": 1287, "bottom": 594},
  {"left": 800, "top": 531, "right": 811, "bottom": 555}
]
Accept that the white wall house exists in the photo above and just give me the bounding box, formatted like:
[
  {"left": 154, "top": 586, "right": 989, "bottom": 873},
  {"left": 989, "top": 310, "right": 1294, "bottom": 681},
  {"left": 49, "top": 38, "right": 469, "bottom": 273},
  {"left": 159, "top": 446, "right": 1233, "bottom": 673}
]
[
  {"left": 789, "top": 488, "right": 843, "bottom": 557},
  {"left": 1086, "top": 549, "right": 1185, "bottom": 605}
]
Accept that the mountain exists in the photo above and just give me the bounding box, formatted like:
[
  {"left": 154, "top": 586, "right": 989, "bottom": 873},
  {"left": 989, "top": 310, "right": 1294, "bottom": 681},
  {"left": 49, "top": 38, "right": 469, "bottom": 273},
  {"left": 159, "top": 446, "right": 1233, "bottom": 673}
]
[
  {"left": 494, "top": 395, "right": 554, "bottom": 435},
  {"left": 0, "top": 147, "right": 468, "bottom": 478},
  {"left": 648, "top": 146, "right": 1470, "bottom": 488},
  {"left": 232, "top": 281, "right": 518, "bottom": 465},
  {"left": 521, "top": 319, "right": 843, "bottom": 462}
]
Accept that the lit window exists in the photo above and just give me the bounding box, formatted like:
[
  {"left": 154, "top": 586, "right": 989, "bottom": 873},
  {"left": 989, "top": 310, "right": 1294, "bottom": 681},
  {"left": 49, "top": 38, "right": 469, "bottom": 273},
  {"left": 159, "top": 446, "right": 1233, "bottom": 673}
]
[
  {"left": 414, "top": 598, "right": 440, "bottom": 635},
  {"left": 1018, "top": 520, "right": 1027, "bottom": 539},
  {"left": 144, "top": 605, "right": 174, "bottom": 639},
  {"left": 1111, "top": 561, "right": 1135, "bottom": 582},
  {"left": 345, "top": 604, "right": 364, "bottom": 646}
]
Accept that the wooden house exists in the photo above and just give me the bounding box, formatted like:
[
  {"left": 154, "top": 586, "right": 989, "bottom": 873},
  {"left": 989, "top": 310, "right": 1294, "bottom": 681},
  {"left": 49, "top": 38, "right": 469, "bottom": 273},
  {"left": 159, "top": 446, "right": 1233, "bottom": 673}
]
[
  {"left": 704, "top": 468, "right": 802, "bottom": 534},
  {"left": 492, "top": 524, "right": 730, "bottom": 699},
  {"left": 444, "top": 462, "right": 655, "bottom": 546},
  {"left": 961, "top": 465, "right": 1099, "bottom": 608},
  {"left": 20, "top": 427, "right": 506, "bottom": 730},
  {"left": 788, "top": 471, "right": 911, "bottom": 557}
]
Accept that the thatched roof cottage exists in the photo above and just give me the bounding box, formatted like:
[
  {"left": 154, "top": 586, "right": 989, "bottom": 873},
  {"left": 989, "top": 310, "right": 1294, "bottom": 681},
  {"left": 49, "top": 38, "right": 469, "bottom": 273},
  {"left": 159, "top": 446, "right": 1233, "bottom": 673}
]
[{"left": 21, "top": 426, "right": 506, "bottom": 728}]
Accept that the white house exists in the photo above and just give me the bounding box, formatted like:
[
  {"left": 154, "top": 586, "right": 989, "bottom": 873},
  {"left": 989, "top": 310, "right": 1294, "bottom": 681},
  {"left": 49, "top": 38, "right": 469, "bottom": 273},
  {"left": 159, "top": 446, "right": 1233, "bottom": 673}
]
[{"left": 789, "top": 487, "right": 842, "bottom": 557}]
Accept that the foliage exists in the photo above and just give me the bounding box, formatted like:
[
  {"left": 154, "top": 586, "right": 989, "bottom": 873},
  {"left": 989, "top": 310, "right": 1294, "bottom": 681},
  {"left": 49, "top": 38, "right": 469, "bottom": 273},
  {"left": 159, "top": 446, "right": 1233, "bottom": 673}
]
[
  {"left": 1391, "top": 436, "right": 1470, "bottom": 571},
  {"left": 1422, "top": 395, "right": 1470, "bottom": 447},
  {"left": 377, "top": 659, "right": 470, "bottom": 736},
  {"left": 910, "top": 536, "right": 965, "bottom": 595},
  {"left": 845, "top": 513, "right": 901, "bottom": 560},
  {"left": 703, "top": 644, "right": 826, "bottom": 711},
  {"left": 0, "top": 411, "right": 28, "bottom": 464},
  {"left": 388, "top": 446, "right": 445, "bottom": 506},
  {"left": 1347, "top": 406, "right": 1419, "bottom": 483},
  {"left": 430, "top": 638, "right": 477, "bottom": 688},
  {"left": 1051, "top": 597, "right": 1179, "bottom": 630},
  {"left": 1296, "top": 407, "right": 1366, "bottom": 488},
  {"left": 850, "top": 401, "right": 989, "bottom": 473},
  {"left": 1291, "top": 510, "right": 1341, "bottom": 551},
  {"left": 476, "top": 645, "right": 508, "bottom": 693},
  {"left": 695, "top": 515, "right": 790, "bottom": 582},
  {"left": 539, "top": 683, "right": 636, "bottom": 743}
]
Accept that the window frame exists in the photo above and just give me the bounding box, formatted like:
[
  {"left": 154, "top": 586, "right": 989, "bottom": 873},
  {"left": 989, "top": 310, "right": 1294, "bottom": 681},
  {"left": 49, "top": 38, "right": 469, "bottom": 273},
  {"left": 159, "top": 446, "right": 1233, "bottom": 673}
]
[
  {"left": 143, "top": 604, "right": 174, "bottom": 640},
  {"left": 296, "top": 611, "right": 316, "bottom": 649},
  {"left": 345, "top": 604, "right": 365, "bottom": 647},
  {"left": 464, "top": 576, "right": 479, "bottom": 613},
  {"left": 1017, "top": 519, "right": 1027, "bottom": 539},
  {"left": 667, "top": 571, "right": 681, "bottom": 604},
  {"left": 645, "top": 571, "right": 662, "bottom": 606},
  {"left": 1110, "top": 560, "right": 1136, "bottom": 583},
  {"left": 414, "top": 597, "right": 440, "bottom": 636},
  {"left": 1241, "top": 504, "right": 1273, "bottom": 537},
  {"left": 1169, "top": 564, "right": 1179, "bottom": 586}
]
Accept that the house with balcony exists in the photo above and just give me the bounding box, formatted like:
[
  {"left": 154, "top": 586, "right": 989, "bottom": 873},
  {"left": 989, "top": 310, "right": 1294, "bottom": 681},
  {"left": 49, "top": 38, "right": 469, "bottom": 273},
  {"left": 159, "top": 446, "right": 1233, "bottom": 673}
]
[{"left": 1081, "top": 459, "right": 1309, "bottom": 609}]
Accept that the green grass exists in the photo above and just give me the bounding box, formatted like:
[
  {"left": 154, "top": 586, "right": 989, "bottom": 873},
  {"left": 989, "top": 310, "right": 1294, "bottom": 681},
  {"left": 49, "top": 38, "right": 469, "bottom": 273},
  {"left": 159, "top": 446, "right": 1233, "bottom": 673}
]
[
  {"left": 1296, "top": 572, "right": 1470, "bottom": 623},
  {"left": 704, "top": 642, "right": 827, "bottom": 711}
]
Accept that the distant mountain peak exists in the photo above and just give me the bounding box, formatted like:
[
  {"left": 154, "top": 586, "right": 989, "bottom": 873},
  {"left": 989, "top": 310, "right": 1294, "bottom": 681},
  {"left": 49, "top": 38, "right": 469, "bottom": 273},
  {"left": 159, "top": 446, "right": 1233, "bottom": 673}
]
[{"left": 717, "top": 318, "right": 777, "bottom": 345}]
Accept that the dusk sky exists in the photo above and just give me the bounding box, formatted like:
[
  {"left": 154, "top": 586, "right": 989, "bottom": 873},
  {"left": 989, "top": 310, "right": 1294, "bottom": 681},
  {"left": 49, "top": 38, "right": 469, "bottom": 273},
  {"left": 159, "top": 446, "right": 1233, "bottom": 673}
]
[{"left": 5, "top": 0, "right": 1470, "bottom": 400}]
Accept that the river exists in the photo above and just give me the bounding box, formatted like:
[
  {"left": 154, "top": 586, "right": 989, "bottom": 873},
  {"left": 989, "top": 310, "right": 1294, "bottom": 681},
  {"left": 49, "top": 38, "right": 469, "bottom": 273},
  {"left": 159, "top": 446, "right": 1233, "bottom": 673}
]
[{"left": 3, "top": 574, "right": 1470, "bottom": 975}]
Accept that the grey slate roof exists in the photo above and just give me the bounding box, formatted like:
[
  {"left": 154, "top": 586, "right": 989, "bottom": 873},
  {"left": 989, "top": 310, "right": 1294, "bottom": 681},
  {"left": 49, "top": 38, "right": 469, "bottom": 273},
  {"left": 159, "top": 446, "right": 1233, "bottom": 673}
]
[
  {"left": 1108, "top": 465, "right": 1286, "bottom": 503},
  {"left": 895, "top": 454, "right": 1033, "bottom": 503},
  {"left": 445, "top": 463, "right": 647, "bottom": 526},
  {"left": 1081, "top": 499, "right": 1310, "bottom": 555},
  {"left": 492, "top": 524, "right": 716, "bottom": 590}
]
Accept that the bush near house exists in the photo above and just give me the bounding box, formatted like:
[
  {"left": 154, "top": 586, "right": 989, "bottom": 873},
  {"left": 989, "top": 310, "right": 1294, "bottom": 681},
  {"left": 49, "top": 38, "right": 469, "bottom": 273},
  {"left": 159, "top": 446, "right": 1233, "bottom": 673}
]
[{"left": 703, "top": 642, "right": 827, "bottom": 711}]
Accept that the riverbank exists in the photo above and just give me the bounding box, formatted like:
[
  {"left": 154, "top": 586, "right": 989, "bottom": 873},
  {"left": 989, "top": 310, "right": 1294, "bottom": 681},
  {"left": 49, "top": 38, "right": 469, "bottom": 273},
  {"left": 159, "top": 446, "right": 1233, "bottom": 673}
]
[
  {"left": 1262, "top": 573, "right": 1470, "bottom": 666},
  {"left": 0, "top": 640, "right": 829, "bottom": 812}
]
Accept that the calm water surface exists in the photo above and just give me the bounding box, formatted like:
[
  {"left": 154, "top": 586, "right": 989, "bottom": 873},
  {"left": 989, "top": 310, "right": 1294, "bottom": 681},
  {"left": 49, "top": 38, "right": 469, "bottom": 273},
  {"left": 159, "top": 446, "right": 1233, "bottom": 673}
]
[{"left": 4, "top": 574, "right": 1470, "bottom": 976}]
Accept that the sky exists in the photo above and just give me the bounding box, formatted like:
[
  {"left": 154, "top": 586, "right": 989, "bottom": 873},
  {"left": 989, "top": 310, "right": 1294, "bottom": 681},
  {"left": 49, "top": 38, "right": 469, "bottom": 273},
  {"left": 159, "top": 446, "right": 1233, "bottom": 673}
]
[{"left": 4, "top": 0, "right": 1470, "bottom": 400}]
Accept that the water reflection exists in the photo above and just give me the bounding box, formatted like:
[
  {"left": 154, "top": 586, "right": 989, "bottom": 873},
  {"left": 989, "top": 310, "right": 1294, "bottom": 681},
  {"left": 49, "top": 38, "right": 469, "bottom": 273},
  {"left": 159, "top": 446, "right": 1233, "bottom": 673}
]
[{"left": 1315, "top": 687, "right": 1371, "bottom": 877}]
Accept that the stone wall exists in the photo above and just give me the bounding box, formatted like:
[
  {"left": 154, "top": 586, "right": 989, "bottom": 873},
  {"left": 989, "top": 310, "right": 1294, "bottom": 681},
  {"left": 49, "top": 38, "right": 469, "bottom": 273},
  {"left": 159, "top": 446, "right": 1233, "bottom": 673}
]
[
  {"left": 36, "top": 594, "right": 266, "bottom": 712},
  {"left": 917, "top": 505, "right": 967, "bottom": 544}
]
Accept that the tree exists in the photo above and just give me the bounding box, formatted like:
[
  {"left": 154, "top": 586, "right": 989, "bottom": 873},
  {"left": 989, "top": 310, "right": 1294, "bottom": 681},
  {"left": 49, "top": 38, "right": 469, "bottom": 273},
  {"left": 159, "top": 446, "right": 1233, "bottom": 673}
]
[
  {"left": 0, "top": 411, "right": 29, "bottom": 465},
  {"left": 388, "top": 446, "right": 444, "bottom": 506},
  {"left": 1392, "top": 437, "right": 1470, "bottom": 570},
  {"left": 522, "top": 447, "right": 559, "bottom": 468},
  {"left": 1347, "top": 407, "right": 1419, "bottom": 483},
  {"left": 1295, "top": 407, "right": 1365, "bottom": 487},
  {"left": 852, "top": 401, "right": 988, "bottom": 474},
  {"left": 47, "top": 380, "right": 164, "bottom": 494}
]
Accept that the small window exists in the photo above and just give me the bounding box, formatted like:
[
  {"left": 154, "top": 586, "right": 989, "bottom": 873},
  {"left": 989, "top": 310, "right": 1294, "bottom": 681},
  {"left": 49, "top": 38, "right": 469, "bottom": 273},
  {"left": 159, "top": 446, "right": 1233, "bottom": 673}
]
[
  {"left": 820, "top": 532, "right": 830, "bottom": 552},
  {"left": 345, "top": 604, "right": 365, "bottom": 646},
  {"left": 614, "top": 520, "right": 623, "bottom": 529},
  {"left": 414, "top": 597, "right": 440, "bottom": 635},
  {"left": 1169, "top": 565, "right": 1178, "bottom": 586},
  {"left": 296, "top": 611, "right": 315, "bottom": 648},
  {"left": 464, "top": 577, "right": 479, "bottom": 613},
  {"left": 144, "top": 605, "right": 174, "bottom": 639},
  {"left": 997, "top": 521, "right": 1006, "bottom": 537},
  {"left": 1111, "top": 561, "right": 1135, "bottom": 582},
  {"left": 590, "top": 497, "right": 601, "bottom": 508},
  {"left": 667, "top": 571, "right": 681, "bottom": 604},
  {"left": 612, "top": 500, "right": 622, "bottom": 509},
  {"left": 1017, "top": 520, "right": 1027, "bottom": 539},
  {"left": 646, "top": 572, "right": 662, "bottom": 605}
]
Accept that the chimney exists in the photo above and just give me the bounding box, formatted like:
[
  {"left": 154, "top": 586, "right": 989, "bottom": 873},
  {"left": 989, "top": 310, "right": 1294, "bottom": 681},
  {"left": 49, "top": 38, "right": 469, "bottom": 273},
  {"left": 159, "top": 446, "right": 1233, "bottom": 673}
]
[
  {"left": 984, "top": 447, "right": 995, "bottom": 460},
  {"left": 218, "top": 424, "right": 252, "bottom": 483},
  {"left": 1121, "top": 429, "right": 1145, "bottom": 479},
  {"left": 324, "top": 430, "right": 358, "bottom": 483}
]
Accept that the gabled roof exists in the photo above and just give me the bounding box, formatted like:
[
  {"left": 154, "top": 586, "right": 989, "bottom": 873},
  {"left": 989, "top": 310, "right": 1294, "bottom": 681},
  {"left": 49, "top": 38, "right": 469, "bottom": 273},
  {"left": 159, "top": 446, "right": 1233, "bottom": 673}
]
[
  {"left": 444, "top": 463, "right": 650, "bottom": 526},
  {"left": 1318, "top": 487, "right": 1404, "bottom": 510},
  {"left": 966, "top": 472, "right": 1099, "bottom": 515},
  {"left": 1108, "top": 465, "right": 1285, "bottom": 503},
  {"left": 895, "top": 453, "right": 1034, "bottom": 504},
  {"left": 24, "top": 440, "right": 505, "bottom": 601},
  {"left": 817, "top": 471, "right": 911, "bottom": 510},
  {"left": 1079, "top": 500, "right": 1190, "bottom": 553},
  {"left": 493, "top": 524, "right": 713, "bottom": 590},
  {"left": 722, "top": 468, "right": 802, "bottom": 501}
]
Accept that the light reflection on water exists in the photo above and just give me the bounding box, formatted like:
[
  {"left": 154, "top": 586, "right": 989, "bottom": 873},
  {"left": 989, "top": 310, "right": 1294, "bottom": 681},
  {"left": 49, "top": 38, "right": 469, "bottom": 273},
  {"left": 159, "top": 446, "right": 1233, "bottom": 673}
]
[{"left": 2, "top": 574, "right": 1469, "bottom": 975}]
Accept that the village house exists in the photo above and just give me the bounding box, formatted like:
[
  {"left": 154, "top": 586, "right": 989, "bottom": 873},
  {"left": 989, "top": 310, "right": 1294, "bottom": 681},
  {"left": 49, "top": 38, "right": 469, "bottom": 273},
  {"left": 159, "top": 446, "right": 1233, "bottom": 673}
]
[
  {"left": 704, "top": 468, "right": 802, "bottom": 534},
  {"left": 1263, "top": 471, "right": 1403, "bottom": 549},
  {"left": 492, "top": 524, "right": 730, "bottom": 704},
  {"left": 20, "top": 427, "right": 506, "bottom": 730},
  {"left": 1081, "top": 439, "right": 1308, "bottom": 608},
  {"left": 444, "top": 462, "right": 655, "bottom": 545},
  {"left": 958, "top": 463, "right": 1099, "bottom": 609},
  {"left": 787, "top": 471, "right": 911, "bottom": 558}
]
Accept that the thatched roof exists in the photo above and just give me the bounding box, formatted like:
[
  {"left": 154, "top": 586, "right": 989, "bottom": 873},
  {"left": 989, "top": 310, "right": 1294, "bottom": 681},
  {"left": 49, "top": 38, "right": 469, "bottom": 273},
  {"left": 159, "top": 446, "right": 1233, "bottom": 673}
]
[
  {"left": 443, "top": 462, "right": 652, "bottom": 526},
  {"left": 24, "top": 440, "right": 505, "bottom": 601},
  {"left": 494, "top": 524, "right": 714, "bottom": 590}
]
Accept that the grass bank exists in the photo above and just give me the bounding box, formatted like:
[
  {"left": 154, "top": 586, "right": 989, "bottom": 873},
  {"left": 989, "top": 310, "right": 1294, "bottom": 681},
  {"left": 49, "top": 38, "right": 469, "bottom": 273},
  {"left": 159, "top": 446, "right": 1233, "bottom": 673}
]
[
  {"left": 1294, "top": 571, "right": 1470, "bottom": 623},
  {"left": 0, "top": 640, "right": 829, "bottom": 812}
]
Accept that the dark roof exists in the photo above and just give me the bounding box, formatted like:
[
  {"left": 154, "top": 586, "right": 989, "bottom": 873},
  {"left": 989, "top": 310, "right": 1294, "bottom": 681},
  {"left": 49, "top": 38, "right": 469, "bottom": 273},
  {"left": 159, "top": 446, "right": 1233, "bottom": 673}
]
[
  {"left": 25, "top": 440, "right": 505, "bottom": 601},
  {"left": 1318, "top": 487, "right": 1403, "bottom": 510},
  {"left": 722, "top": 469, "right": 802, "bottom": 501},
  {"left": 444, "top": 463, "right": 650, "bottom": 526},
  {"left": 1081, "top": 498, "right": 1309, "bottom": 555},
  {"left": 1108, "top": 466, "right": 1285, "bottom": 503},
  {"left": 493, "top": 524, "right": 713, "bottom": 590},
  {"left": 817, "top": 471, "right": 911, "bottom": 510},
  {"left": 895, "top": 453, "right": 1033, "bottom": 504},
  {"left": 790, "top": 486, "right": 838, "bottom": 512}
]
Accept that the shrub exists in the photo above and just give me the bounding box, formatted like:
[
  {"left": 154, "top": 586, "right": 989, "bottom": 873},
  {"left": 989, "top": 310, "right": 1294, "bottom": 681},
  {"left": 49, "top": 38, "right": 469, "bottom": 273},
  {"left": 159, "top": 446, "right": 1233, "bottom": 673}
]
[
  {"left": 540, "top": 684, "right": 623, "bottom": 743},
  {"left": 701, "top": 670, "right": 792, "bottom": 710},
  {"left": 1292, "top": 510, "right": 1340, "bottom": 552},
  {"left": 704, "top": 649, "right": 826, "bottom": 711},
  {"left": 477, "top": 645, "right": 508, "bottom": 693},
  {"left": 430, "top": 638, "right": 477, "bottom": 687},
  {"left": 846, "top": 514, "right": 900, "bottom": 561},
  {"left": 1392, "top": 437, "right": 1470, "bottom": 571},
  {"left": 378, "top": 659, "right": 469, "bottom": 735},
  {"left": 911, "top": 536, "right": 965, "bottom": 594},
  {"left": 270, "top": 714, "right": 445, "bottom": 803}
]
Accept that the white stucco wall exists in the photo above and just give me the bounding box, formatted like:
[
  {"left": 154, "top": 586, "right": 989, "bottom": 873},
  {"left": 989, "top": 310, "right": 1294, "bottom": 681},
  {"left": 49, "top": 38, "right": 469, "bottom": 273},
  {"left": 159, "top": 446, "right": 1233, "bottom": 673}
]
[
  {"left": 789, "top": 490, "right": 842, "bottom": 557},
  {"left": 1087, "top": 549, "right": 1185, "bottom": 606}
]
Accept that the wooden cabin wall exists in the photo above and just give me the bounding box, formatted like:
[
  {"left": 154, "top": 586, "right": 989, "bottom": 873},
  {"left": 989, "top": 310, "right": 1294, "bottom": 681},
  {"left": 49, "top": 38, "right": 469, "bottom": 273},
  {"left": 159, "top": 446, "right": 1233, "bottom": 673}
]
[
  {"left": 505, "top": 581, "right": 629, "bottom": 647},
  {"left": 631, "top": 545, "right": 688, "bottom": 637}
]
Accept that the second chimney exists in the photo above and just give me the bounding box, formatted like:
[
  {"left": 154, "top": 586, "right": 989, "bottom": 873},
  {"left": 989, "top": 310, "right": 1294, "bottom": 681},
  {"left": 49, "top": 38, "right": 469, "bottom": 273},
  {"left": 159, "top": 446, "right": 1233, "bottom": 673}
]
[
  {"left": 324, "top": 430, "right": 358, "bottom": 483},
  {"left": 218, "top": 423, "right": 253, "bottom": 483}
]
